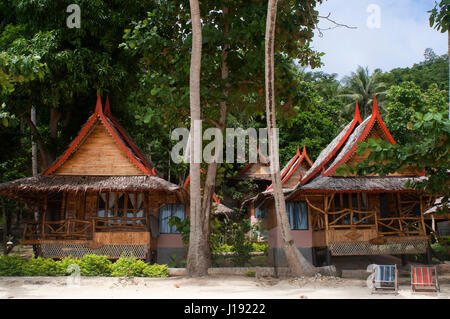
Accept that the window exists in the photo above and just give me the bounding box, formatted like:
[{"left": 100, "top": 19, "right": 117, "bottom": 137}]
[
  {"left": 97, "top": 192, "right": 145, "bottom": 227},
  {"left": 286, "top": 202, "right": 308, "bottom": 230},
  {"left": 159, "top": 204, "right": 185, "bottom": 234},
  {"left": 254, "top": 201, "right": 267, "bottom": 219},
  {"left": 331, "top": 193, "right": 370, "bottom": 225}
]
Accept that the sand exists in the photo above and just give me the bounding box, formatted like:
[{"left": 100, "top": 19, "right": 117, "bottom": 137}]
[{"left": 1, "top": 275, "right": 448, "bottom": 299}]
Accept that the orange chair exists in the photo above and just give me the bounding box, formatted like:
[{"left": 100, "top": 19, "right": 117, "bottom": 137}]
[{"left": 411, "top": 266, "right": 440, "bottom": 293}]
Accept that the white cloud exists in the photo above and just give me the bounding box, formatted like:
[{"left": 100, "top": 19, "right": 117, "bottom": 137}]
[{"left": 310, "top": 0, "right": 447, "bottom": 79}]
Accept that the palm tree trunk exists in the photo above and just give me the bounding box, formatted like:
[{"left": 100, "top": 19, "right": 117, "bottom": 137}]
[
  {"left": 448, "top": 30, "right": 449, "bottom": 119},
  {"left": 186, "top": 0, "right": 209, "bottom": 277},
  {"left": 264, "top": 0, "right": 316, "bottom": 277}
]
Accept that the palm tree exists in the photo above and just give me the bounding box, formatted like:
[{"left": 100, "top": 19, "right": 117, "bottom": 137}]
[
  {"left": 186, "top": 0, "right": 209, "bottom": 277},
  {"left": 264, "top": 0, "right": 316, "bottom": 277},
  {"left": 339, "top": 66, "right": 387, "bottom": 119}
]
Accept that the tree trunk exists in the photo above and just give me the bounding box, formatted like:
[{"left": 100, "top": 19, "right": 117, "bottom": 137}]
[
  {"left": 49, "top": 108, "right": 62, "bottom": 139},
  {"left": 448, "top": 30, "right": 449, "bottom": 120},
  {"left": 199, "top": 4, "right": 230, "bottom": 273},
  {"left": 186, "top": 0, "right": 209, "bottom": 277},
  {"left": 23, "top": 114, "right": 54, "bottom": 169},
  {"left": 264, "top": 0, "right": 316, "bottom": 277},
  {"left": 2, "top": 197, "right": 7, "bottom": 255},
  {"left": 31, "top": 105, "right": 38, "bottom": 176}
]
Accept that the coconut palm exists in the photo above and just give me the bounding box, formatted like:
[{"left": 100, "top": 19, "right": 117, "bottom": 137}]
[{"left": 339, "top": 66, "right": 387, "bottom": 119}]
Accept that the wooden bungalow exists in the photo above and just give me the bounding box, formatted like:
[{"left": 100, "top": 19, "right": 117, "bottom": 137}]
[
  {"left": 245, "top": 145, "right": 312, "bottom": 225},
  {"left": 248, "top": 99, "right": 446, "bottom": 266},
  {"left": 0, "top": 96, "right": 189, "bottom": 263},
  {"left": 230, "top": 146, "right": 272, "bottom": 192}
]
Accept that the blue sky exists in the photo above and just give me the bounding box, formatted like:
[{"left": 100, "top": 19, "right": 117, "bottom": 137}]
[{"left": 310, "top": 0, "right": 448, "bottom": 79}]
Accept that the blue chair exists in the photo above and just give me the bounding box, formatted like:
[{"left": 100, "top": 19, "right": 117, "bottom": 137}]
[{"left": 371, "top": 264, "right": 398, "bottom": 294}]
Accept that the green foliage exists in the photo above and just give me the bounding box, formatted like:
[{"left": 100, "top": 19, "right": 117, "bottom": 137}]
[
  {"left": 429, "top": 0, "right": 450, "bottom": 33},
  {"left": 110, "top": 256, "right": 167, "bottom": 277},
  {"left": 56, "top": 256, "right": 82, "bottom": 276},
  {"left": 0, "top": 255, "right": 167, "bottom": 277},
  {"left": 142, "top": 263, "right": 169, "bottom": 278},
  {"left": 340, "top": 104, "right": 449, "bottom": 214},
  {"left": 379, "top": 52, "right": 449, "bottom": 92},
  {"left": 219, "top": 244, "right": 234, "bottom": 253},
  {"left": 339, "top": 66, "right": 387, "bottom": 119},
  {"left": 0, "top": 254, "right": 26, "bottom": 276},
  {"left": 230, "top": 219, "right": 253, "bottom": 267},
  {"left": 167, "top": 254, "right": 186, "bottom": 268},
  {"left": 168, "top": 216, "right": 190, "bottom": 250},
  {"left": 252, "top": 242, "right": 268, "bottom": 253},
  {"left": 23, "top": 257, "right": 58, "bottom": 276},
  {"left": 431, "top": 243, "right": 450, "bottom": 260},
  {"left": 244, "top": 270, "right": 256, "bottom": 277},
  {"left": 77, "top": 254, "right": 112, "bottom": 276}
]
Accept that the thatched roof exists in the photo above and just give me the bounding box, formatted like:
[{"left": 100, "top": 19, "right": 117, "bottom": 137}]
[
  {"left": 323, "top": 97, "right": 396, "bottom": 176},
  {"left": 424, "top": 197, "right": 449, "bottom": 215},
  {"left": 241, "top": 187, "right": 295, "bottom": 209},
  {"left": 287, "top": 176, "right": 426, "bottom": 198},
  {"left": 44, "top": 96, "right": 158, "bottom": 176},
  {"left": 322, "top": 117, "right": 371, "bottom": 176},
  {"left": 267, "top": 145, "right": 312, "bottom": 191},
  {"left": 301, "top": 105, "right": 362, "bottom": 184},
  {"left": 0, "top": 175, "right": 181, "bottom": 195},
  {"left": 213, "top": 202, "right": 234, "bottom": 216}
]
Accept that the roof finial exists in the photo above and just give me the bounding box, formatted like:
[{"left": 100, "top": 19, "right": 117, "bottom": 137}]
[
  {"left": 296, "top": 145, "right": 300, "bottom": 155},
  {"left": 302, "top": 144, "right": 306, "bottom": 155},
  {"left": 354, "top": 100, "right": 362, "bottom": 123},
  {"left": 372, "top": 94, "right": 379, "bottom": 116},
  {"left": 95, "top": 94, "right": 103, "bottom": 114},
  {"left": 104, "top": 95, "right": 111, "bottom": 116}
]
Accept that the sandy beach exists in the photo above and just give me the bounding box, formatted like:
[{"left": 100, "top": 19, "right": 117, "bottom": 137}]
[{"left": 1, "top": 274, "right": 448, "bottom": 299}]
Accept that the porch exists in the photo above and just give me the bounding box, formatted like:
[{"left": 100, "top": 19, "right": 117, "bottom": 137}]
[{"left": 306, "top": 192, "right": 431, "bottom": 256}]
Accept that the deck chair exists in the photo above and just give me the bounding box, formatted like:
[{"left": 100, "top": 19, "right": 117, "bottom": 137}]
[
  {"left": 371, "top": 264, "right": 398, "bottom": 294},
  {"left": 411, "top": 266, "right": 440, "bottom": 293}
]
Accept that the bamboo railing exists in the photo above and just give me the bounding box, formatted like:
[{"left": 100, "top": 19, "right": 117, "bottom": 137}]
[
  {"left": 42, "top": 219, "right": 94, "bottom": 240},
  {"left": 376, "top": 217, "right": 425, "bottom": 237},
  {"left": 22, "top": 216, "right": 148, "bottom": 242},
  {"left": 93, "top": 217, "right": 147, "bottom": 231}
]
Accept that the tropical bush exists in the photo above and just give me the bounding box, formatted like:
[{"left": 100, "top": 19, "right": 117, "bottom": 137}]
[
  {"left": 0, "top": 254, "right": 168, "bottom": 277},
  {"left": 252, "top": 242, "right": 268, "bottom": 253},
  {"left": 110, "top": 256, "right": 168, "bottom": 277},
  {"left": 0, "top": 254, "right": 26, "bottom": 276},
  {"left": 23, "top": 257, "right": 59, "bottom": 276}
]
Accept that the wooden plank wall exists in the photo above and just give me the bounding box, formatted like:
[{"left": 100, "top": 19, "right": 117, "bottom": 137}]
[{"left": 53, "top": 123, "right": 144, "bottom": 176}]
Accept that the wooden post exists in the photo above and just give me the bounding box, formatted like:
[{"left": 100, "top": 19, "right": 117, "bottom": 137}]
[
  {"left": 323, "top": 195, "right": 330, "bottom": 251},
  {"left": 2, "top": 197, "right": 7, "bottom": 255},
  {"left": 41, "top": 194, "right": 48, "bottom": 239},
  {"left": 61, "top": 192, "right": 66, "bottom": 220},
  {"left": 419, "top": 195, "right": 427, "bottom": 235}
]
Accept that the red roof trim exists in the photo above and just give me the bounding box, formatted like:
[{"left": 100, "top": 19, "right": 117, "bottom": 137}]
[
  {"left": 298, "top": 189, "right": 421, "bottom": 194},
  {"left": 302, "top": 144, "right": 313, "bottom": 166},
  {"left": 267, "top": 145, "right": 312, "bottom": 190},
  {"left": 183, "top": 169, "right": 221, "bottom": 204},
  {"left": 300, "top": 102, "right": 362, "bottom": 185},
  {"left": 43, "top": 95, "right": 103, "bottom": 175},
  {"left": 103, "top": 96, "right": 156, "bottom": 175},
  {"left": 98, "top": 111, "right": 152, "bottom": 175},
  {"left": 183, "top": 168, "right": 204, "bottom": 189},
  {"left": 323, "top": 95, "right": 396, "bottom": 176},
  {"left": 44, "top": 95, "right": 152, "bottom": 176}
]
